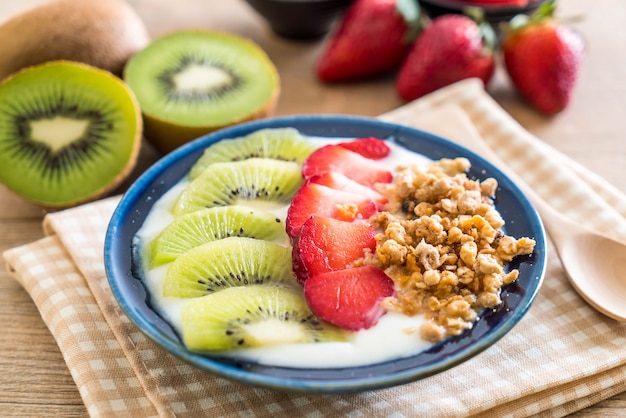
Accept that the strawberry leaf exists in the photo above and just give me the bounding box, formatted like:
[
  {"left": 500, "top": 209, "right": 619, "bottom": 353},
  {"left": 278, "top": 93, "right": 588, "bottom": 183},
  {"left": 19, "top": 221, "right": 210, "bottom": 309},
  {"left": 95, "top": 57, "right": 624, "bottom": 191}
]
[
  {"left": 396, "top": 0, "right": 423, "bottom": 42},
  {"left": 463, "top": 6, "right": 497, "bottom": 53}
]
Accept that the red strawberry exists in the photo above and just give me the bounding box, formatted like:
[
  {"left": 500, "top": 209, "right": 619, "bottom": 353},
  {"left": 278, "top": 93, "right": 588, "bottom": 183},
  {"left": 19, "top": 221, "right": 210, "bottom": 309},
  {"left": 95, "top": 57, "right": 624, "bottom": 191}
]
[
  {"left": 292, "top": 215, "right": 377, "bottom": 283},
  {"left": 302, "top": 144, "right": 393, "bottom": 188},
  {"left": 304, "top": 265, "right": 395, "bottom": 331},
  {"left": 396, "top": 13, "right": 496, "bottom": 102},
  {"left": 316, "top": 0, "right": 421, "bottom": 82},
  {"left": 502, "top": 1, "right": 584, "bottom": 115},
  {"left": 456, "top": 0, "right": 528, "bottom": 6},
  {"left": 307, "top": 171, "right": 388, "bottom": 209},
  {"left": 337, "top": 137, "right": 391, "bottom": 160},
  {"left": 285, "top": 183, "right": 378, "bottom": 238}
]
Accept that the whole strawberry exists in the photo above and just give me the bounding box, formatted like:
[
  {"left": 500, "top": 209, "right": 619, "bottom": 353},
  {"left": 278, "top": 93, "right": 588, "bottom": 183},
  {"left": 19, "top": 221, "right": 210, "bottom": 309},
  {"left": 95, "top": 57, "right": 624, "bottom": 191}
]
[
  {"left": 396, "top": 13, "right": 496, "bottom": 102},
  {"left": 503, "top": 1, "right": 584, "bottom": 115},
  {"left": 457, "top": 0, "right": 528, "bottom": 6},
  {"left": 316, "top": 0, "right": 420, "bottom": 82}
]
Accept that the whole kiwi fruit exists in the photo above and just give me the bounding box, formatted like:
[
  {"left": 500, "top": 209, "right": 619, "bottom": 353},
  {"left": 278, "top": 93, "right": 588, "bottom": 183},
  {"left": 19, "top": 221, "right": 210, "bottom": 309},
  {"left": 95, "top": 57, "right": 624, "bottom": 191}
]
[{"left": 0, "top": 0, "right": 150, "bottom": 81}]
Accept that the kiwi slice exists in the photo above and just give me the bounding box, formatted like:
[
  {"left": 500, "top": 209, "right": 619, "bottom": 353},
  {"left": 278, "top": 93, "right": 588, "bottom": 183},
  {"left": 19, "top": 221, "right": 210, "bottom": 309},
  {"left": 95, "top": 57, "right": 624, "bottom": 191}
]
[
  {"left": 163, "top": 236, "right": 294, "bottom": 298},
  {"left": 188, "top": 128, "right": 317, "bottom": 179},
  {"left": 173, "top": 158, "right": 303, "bottom": 215},
  {"left": 0, "top": 61, "right": 141, "bottom": 208},
  {"left": 181, "top": 285, "right": 347, "bottom": 351},
  {"left": 123, "top": 30, "right": 280, "bottom": 154},
  {"left": 147, "top": 205, "right": 287, "bottom": 267}
]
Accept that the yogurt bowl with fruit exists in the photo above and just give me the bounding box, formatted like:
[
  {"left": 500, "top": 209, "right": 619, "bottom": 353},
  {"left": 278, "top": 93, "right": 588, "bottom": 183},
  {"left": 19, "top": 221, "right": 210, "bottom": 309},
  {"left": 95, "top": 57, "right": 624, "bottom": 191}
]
[{"left": 104, "top": 115, "right": 546, "bottom": 393}]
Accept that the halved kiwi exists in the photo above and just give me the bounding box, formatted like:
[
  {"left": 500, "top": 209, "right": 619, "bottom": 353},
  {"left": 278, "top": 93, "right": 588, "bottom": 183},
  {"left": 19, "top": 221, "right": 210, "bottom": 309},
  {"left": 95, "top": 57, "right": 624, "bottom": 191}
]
[
  {"left": 0, "top": 61, "right": 142, "bottom": 208},
  {"left": 188, "top": 128, "right": 317, "bottom": 179},
  {"left": 163, "top": 236, "right": 294, "bottom": 298},
  {"left": 147, "top": 205, "right": 287, "bottom": 267},
  {"left": 172, "top": 158, "right": 303, "bottom": 215},
  {"left": 123, "top": 30, "right": 280, "bottom": 154},
  {"left": 180, "top": 284, "right": 348, "bottom": 351}
]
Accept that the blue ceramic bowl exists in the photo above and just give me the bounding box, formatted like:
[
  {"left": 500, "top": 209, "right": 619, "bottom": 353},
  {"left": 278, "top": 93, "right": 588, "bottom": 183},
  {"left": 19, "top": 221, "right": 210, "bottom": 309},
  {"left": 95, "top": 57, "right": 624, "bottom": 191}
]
[{"left": 104, "top": 115, "right": 546, "bottom": 393}]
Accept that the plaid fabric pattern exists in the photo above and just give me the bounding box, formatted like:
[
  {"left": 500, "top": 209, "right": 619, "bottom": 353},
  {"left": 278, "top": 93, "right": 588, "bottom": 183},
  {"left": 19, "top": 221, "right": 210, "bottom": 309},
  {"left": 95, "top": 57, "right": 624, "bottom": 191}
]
[{"left": 4, "top": 79, "right": 626, "bottom": 417}]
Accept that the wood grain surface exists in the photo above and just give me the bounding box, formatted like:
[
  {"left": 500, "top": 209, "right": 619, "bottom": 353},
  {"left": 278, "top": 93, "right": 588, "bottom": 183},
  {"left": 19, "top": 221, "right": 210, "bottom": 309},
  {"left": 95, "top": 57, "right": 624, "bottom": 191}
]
[{"left": 0, "top": 0, "right": 624, "bottom": 416}]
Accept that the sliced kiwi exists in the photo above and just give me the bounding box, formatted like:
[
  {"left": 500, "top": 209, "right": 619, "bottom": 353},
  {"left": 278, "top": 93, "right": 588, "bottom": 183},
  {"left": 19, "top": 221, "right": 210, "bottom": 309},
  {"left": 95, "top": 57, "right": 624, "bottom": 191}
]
[
  {"left": 147, "top": 205, "right": 287, "bottom": 267},
  {"left": 188, "top": 128, "right": 317, "bottom": 179},
  {"left": 0, "top": 61, "right": 141, "bottom": 208},
  {"left": 163, "top": 236, "right": 294, "bottom": 298},
  {"left": 181, "top": 284, "right": 348, "bottom": 351},
  {"left": 123, "top": 30, "right": 280, "bottom": 154},
  {"left": 173, "top": 158, "right": 302, "bottom": 215}
]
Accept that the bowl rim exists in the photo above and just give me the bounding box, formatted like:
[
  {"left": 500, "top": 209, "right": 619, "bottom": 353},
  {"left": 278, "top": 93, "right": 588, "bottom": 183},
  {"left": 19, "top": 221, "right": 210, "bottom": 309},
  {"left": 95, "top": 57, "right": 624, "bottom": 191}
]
[{"left": 104, "top": 114, "right": 547, "bottom": 393}]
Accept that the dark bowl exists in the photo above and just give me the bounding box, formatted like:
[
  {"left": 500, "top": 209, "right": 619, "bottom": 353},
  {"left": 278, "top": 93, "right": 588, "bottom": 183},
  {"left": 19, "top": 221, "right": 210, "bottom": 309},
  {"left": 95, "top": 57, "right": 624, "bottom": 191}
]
[
  {"left": 418, "top": 0, "right": 546, "bottom": 25},
  {"left": 104, "top": 114, "right": 547, "bottom": 393},
  {"left": 244, "top": 0, "right": 355, "bottom": 40}
]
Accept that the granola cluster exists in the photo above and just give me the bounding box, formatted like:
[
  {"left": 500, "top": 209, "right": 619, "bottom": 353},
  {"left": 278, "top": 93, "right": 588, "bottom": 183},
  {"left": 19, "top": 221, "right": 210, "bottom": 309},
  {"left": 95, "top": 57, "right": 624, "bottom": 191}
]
[{"left": 361, "top": 157, "right": 535, "bottom": 342}]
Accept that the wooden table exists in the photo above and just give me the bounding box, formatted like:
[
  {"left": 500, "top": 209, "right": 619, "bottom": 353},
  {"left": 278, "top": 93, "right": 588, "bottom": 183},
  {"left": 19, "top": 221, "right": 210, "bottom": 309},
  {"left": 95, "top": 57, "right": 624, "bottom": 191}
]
[{"left": 0, "top": 0, "right": 624, "bottom": 416}]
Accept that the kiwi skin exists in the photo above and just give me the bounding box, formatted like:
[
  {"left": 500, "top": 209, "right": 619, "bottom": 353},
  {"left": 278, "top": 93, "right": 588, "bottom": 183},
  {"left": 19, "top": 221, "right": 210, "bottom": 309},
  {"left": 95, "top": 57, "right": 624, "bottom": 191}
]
[
  {"left": 142, "top": 91, "right": 279, "bottom": 154},
  {"left": 0, "top": 0, "right": 150, "bottom": 81},
  {"left": 0, "top": 61, "right": 143, "bottom": 209}
]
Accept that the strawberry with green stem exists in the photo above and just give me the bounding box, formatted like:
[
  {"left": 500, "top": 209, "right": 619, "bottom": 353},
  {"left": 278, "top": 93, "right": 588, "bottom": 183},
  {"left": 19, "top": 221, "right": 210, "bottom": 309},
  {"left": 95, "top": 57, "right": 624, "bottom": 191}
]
[
  {"left": 316, "top": 0, "right": 421, "bottom": 82},
  {"left": 396, "top": 8, "right": 497, "bottom": 101},
  {"left": 502, "top": 0, "right": 584, "bottom": 115}
]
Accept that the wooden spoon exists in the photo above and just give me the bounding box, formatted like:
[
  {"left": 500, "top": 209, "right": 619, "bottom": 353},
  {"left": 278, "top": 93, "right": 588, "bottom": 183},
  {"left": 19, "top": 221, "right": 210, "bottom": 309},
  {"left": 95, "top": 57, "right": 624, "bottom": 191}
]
[{"left": 454, "top": 131, "right": 626, "bottom": 321}]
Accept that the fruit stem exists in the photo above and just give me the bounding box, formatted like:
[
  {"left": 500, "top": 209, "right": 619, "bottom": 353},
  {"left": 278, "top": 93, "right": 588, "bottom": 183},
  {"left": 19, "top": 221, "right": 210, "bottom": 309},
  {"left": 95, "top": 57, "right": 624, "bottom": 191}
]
[
  {"left": 463, "top": 6, "right": 497, "bottom": 53},
  {"left": 396, "top": 0, "right": 425, "bottom": 43}
]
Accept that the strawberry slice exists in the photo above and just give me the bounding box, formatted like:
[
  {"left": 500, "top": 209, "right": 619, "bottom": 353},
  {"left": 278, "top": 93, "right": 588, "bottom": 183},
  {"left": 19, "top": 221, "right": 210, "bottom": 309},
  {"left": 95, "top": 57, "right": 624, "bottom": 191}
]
[
  {"left": 302, "top": 144, "right": 393, "bottom": 188},
  {"left": 292, "top": 216, "right": 377, "bottom": 284},
  {"left": 337, "top": 137, "right": 391, "bottom": 160},
  {"left": 307, "top": 171, "right": 388, "bottom": 209},
  {"left": 303, "top": 265, "right": 396, "bottom": 331},
  {"left": 285, "top": 183, "right": 378, "bottom": 238}
]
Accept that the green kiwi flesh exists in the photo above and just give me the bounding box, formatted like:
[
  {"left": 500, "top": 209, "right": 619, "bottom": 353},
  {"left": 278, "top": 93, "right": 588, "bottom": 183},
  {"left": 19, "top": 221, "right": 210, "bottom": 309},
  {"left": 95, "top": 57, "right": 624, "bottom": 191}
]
[
  {"left": 123, "top": 30, "right": 280, "bottom": 153},
  {"left": 173, "top": 158, "right": 303, "bottom": 215},
  {"left": 163, "top": 237, "right": 294, "bottom": 298},
  {"left": 0, "top": 61, "right": 141, "bottom": 207},
  {"left": 188, "top": 128, "right": 317, "bottom": 179},
  {"left": 147, "top": 205, "right": 287, "bottom": 267},
  {"left": 181, "top": 285, "right": 348, "bottom": 351}
]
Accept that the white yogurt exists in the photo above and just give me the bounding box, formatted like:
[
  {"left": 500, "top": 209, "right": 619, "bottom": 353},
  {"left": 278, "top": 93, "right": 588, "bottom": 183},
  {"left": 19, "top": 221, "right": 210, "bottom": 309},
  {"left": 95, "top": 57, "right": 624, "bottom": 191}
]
[{"left": 135, "top": 137, "right": 435, "bottom": 368}]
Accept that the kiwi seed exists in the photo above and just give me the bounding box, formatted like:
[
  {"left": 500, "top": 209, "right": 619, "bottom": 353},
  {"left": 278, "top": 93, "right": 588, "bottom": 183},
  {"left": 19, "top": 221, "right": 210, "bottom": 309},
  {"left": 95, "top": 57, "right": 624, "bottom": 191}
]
[
  {"left": 0, "top": 0, "right": 149, "bottom": 81},
  {"left": 147, "top": 205, "right": 287, "bottom": 267},
  {"left": 123, "top": 30, "right": 280, "bottom": 154},
  {"left": 163, "top": 236, "right": 294, "bottom": 298},
  {"left": 0, "top": 61, "right": 142, "bottom": 208},
  {"left": 180, "top": 285, "right": 348, "bottom": 351}
]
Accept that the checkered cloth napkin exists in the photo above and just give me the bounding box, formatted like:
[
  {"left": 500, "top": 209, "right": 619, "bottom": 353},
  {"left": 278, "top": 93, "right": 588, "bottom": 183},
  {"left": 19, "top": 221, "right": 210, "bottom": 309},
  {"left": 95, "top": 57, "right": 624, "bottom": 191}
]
[{"left": 5, "top": 79, "right": 626, "bottom": 417}]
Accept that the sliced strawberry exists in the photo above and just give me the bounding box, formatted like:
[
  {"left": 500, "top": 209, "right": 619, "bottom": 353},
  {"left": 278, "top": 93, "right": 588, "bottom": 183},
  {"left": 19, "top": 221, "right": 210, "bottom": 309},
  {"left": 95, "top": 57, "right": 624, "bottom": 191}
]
[
  {"left": 337, "top": 137, "right": 391, "bottom": 160},
  {"left": 285, "top": 183, "right": 378, "bottom": 238},
  {"left": 292, "top": 216, "right": 377, "bottom": 284},
  {"left": 303, "top": 265, "right": 396, "bottom": 331},
  {"left": 302, "top": 144, "right": 393, "bottom": 187},
  {"left": 307, "top": 172, "right": 388, "bottom": 209}
]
